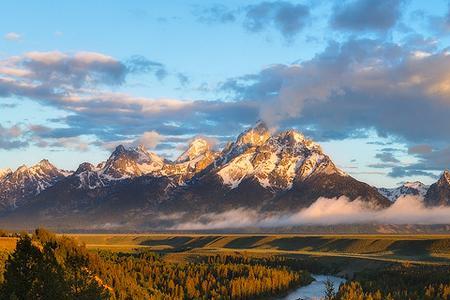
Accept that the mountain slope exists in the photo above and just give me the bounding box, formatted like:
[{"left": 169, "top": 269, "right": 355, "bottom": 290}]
[
  {"left": 424, "top": 170, "right": 450, "bottom": 206},
  {"left": 101, "top": 145, "right": 164, "bottom": 179},
  {"left": 0, "top": 122, "right": 392, "bottom": 229},
  {"left": 0, "top": 168, "right": 12, "bottom": 180},
  {"left": 0, "top": 160, "right": 69, "bottom": 211},
  {"left": 161, "top": 138, "right": 219, "bottom": 183},
  {"left": 378, "top": 182, "right": 429, "bottom": 202},
  {"left": 215, "top": 122, "right": 346, "bottom": 191},
  {"left": 167, "top": 122, "right": 390, "bottom": 214}
]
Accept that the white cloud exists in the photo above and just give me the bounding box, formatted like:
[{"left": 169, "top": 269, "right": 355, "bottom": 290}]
[
  {"left": 0, "top": 51, "right": 126, "bottom": 88},
  {"left": 4, "top": 32, "right": 21, "bottom": 41},
  {"left": 173, "top": 195, "right": 450, "bottom": 230},
  {"left": 0, "top": 50, "right": 257, "bottom": 145},
  {"left": 0, "top": 124, "right": 27, "bottom": 149},
  {"left": 223, "top": 38, "right": 450, "bottom": 144},
  {"left": 100, "top": 130, "right": 165, "bottom": 151},
  {"left": 132, "top": 131, "right": 165, "bottom": 149},
  {"left": 49, "top": 137, "right": 90, "bottom": 152}
]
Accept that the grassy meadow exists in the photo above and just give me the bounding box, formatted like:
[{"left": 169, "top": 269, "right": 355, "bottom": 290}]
[
  {"left": 57, "top": 234, "right": 450, "bottom": 265},
  {"left": 2, "top": 233, "right": 450, "bottom": 272},
  {"left": 2, "top": 233, "right": 450, "bottom": 262},
  {"left": 2, "top": 232, "right": 450, "bottom": 298}
]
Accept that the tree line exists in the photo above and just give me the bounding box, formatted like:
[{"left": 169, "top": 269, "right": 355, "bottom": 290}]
[
  {"left": 334, "top": 264, "right": 450, "bottom": 300},
  {"left": 3, "top": 229, "right": 450, "bottom": 299},
  {"left": 0, "top": 229, "right": 312, "bottom": 299}
]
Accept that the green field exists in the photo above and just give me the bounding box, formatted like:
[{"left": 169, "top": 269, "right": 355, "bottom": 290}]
[{"left": 60, "top": 234, "right": 450, "bottom": 266}]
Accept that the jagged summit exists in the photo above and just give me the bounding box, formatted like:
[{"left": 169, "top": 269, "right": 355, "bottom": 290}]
[
  {"left": 404, "top": 181, "right": 427, "bottom": 188},
  {"left": 0, "top": 122, "right": 395, "bottom": 223},
  {"left": 162, "top": 138, "right": 219, "bottom": 183},
  {"left": 11, "top": 159, "right": 64, "bottom": 179},
  {"left": 424, "top": 171, "right": 450, "bottom": 206},
  {"left": 378, "top": 181, "right": 429, "bottom": 202},
  {"left": 37, "top": 159, "right": 53, "bottom": 167},
  {"left": 176, "top": 138, "right": 211, "bottom": 163},
  {"left": 0, "top": 159, "right": 68, "bottom": 210},
  {"left": 443, "top": 170, "right": 450, "bottom": 185},
  {"left": 216, "top": 123, "right": 345, "bottom": 190},
  {"left": 0, "top": 168, "right": 12, "bottom": 179},
  {"left": 75, "top": 162, "right": 97, "bottom": 174},
  {"left": 279, "top": 129, "right": 305, "bottom": 143},
  {"left": 16, "top": 165, "right": 28, "bottom": 172},
  {"left": 435, "top": 170, "right": 450, "bottom": 188},
  {"left": 112, "top": 144, "right": 126, "bottom": 154},
  {"left": 102, "top": 144, "right": 164, "bottom": 179},
  {"left": 235, "top": 121, "right": 271, "bottom": 148}
]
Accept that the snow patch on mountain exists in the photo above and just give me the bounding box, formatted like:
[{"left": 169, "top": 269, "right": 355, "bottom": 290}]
[
  {"left": 101, "top": 144, "right": 164, "bottom": 179},
  {"left": 217, "top": 123, "right": 346, "bottom": 190},
  {"left": 74, "top": 163, "right": 107, "bottom": 189},
  {"left": 176, "top": 138, "right": 210, "bottom": 163},
  {"left": 0, "top": 168, "right": 12, "bottom": 179},
  {"left": 218, "top": 153, "right": 255, "bottom": 189},
  {"left": 0, "top": 160, "right": 68, "bottom": 209},
  {"left": 378, "top": 181, "right": 429, "bottom": 202}
]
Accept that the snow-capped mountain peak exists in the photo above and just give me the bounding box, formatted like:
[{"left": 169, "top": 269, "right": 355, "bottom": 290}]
[
  {"left": 279, "top": 130, "right": 305, "bottom": 144},
  {"left": 102, "top": 144, "right": 164, "bottom": 179},
  {"left": 235, "top": 121, "right": 271, "bottom": 148},
  {"left": 443, "top": 170, "right": 450, "bottom": 185},
  {"left": 162, "top": 139, "right": 218, "bottom": 183},
  {"left": 424, "top": 170, "right": 450, "bottom": 206},
  {"left": 35, "top": 159, "right": 54, "bottom": 169},
  {"left": 75, "top": 162, "right": 97, "bottom": 174},
  {"left": 176, "top": 138, "right": 210, "bottom": 163},
  {"left": 0, "top": 168, "right": 12, "bottom": 179},
  {"left": 217, "top": 124, "right": 344, "bottom": 190},
  {"left": 12, "top": 160, "right": 63, "bottom": 180},
  {"left": 378, "top": 181, "right": 429, "bottom": 202},
  {"left": 218, "top": 121, "right": 271, "bottom": 166},
  {"left": 73, "top": 162, "right": 106, "bottom": 190},
  {"left": 0, "top": 159, "right": 68, "bottom": 210},
  {"left": 404, "top": 181, "right": 428, "bottom": 190},
  {"left": 0, "top": 122, "right": 394, "bottom": 217}
]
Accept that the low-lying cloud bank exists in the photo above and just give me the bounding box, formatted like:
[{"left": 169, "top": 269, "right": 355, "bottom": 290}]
[{"left": 172, "top": 196, "right": 450, "bottom": 230}]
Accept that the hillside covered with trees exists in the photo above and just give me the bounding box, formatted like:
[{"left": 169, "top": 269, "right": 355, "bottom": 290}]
[
  {"left": 2, "top": 230, "right": 450, "bottom": 299},
  {"left": 0, "top": 229, "right": 312, "bottom": 299},
  {"left": 336, "top": 265, "right": 450, "bottom": 300}
]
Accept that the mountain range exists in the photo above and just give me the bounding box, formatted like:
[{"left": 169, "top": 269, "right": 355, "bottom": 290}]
[
  {"left": 0, "top": 121, "right": 449, "bottom": 230},
  {"left": 378, "top": 181, "right": 429, "bottom": 202}
]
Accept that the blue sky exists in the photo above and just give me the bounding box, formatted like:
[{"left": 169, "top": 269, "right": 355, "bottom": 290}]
[{"left": 1, "top": 0, "right": 450, "bottom": 187}]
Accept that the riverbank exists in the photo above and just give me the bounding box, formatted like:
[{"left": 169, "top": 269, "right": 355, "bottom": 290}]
[{"left": 276, "top": 274, "right": 346, "bottom": 300}]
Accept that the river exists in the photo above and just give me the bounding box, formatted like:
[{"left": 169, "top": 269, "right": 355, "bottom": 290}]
[{"left": 276, "top": 274, "right": 346, "bottom": 300}]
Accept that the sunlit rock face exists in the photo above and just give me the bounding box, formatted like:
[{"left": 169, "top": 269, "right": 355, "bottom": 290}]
[
  {"left": 425, "top": 170, "right": 450, "bottom": 206},
  {"left": 161, "top": 138, "right": 219, "bottom": 184},
  {"left": 171, "top": 121, "right": 390, "bottom": 214},
  {"left": 0, "top": 121, "right": 392, "bottom": 229},
  {"left": 379, "top": 182, "right": 429, "bottom": 202},
  {"left": 102, "top": 145, "right": 164, "bottom": 179},
  {"left": 217, "top": 124, "right": 345, "bottom": 191},
  {"left": 0, "top": 160, "right": 69, "bottom": 210}
]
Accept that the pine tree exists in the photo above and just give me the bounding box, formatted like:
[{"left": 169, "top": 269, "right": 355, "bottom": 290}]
[
  {"left": 0, "top": 231, "right": 108, "bottom": 300},
  {"left": 1, "top": 235, "right": 69, "bottom": 299}
]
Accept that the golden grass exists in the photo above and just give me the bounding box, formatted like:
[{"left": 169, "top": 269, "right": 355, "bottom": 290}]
[
  {"left": 2, "top": 233, "right": 450, "bottom": 266},
  {"left": 0, "top": 238, "right": 17, "bottom": 252},
  {"left": 64, "top": 234, "right": 450, "bottom": 265}
]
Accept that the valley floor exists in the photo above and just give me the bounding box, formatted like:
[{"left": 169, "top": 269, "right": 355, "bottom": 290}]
[
  {"left": 65, "top": 233, "right": 450, "bottom": 266},
  {"left": 2, "top": 233, "right": 450, "bottom": 299}
]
